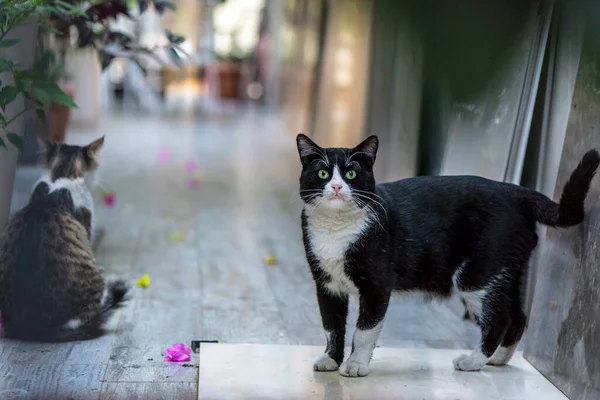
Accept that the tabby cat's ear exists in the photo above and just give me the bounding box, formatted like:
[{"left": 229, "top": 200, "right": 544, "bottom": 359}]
[
  {"left": 39, "top": 137, "right": 58, "bottom": 160},
  {"left": 296, "top": 133, "right": 322, "bottom": 165},
  {"left": 352, "top": 135, "right": 379, "bottom": 164},
  {"left": 86, "top": 135, "right": 105, "bottom": 160}
]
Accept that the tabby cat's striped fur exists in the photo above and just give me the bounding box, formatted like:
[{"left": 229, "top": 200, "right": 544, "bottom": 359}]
[{"left": 0, "top": 136, "right": 130, "bottom": 342}]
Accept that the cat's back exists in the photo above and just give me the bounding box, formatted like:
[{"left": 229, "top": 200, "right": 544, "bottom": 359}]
[
  {"left": 377, "top": 175, "right": 517, "bottom": 208},
  {"left": 0, "top": 182, "right": 100, "bottom": 324},
  {"left": 3, "top": 181, "right": 95, "bottom": 267}
]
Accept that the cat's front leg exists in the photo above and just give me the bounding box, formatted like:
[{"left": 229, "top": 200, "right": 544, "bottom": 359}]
[
  {"left": 314, "top": 283, "right": 348, "bottom": 371},
  {"left": 339, "top": 289, "right": 390, "bottom": 377}
]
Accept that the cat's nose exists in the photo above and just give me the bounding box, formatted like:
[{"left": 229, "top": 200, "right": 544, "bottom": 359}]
[{"left": 331, "top": 183, "right": 342, "bottom": 193}]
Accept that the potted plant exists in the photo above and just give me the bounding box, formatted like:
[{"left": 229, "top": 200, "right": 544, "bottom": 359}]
[
  {"left": 213, "top": 0, "right": 259, "bottom": 100},
  {"left": 33, "top": 43, "right": 74, "bottom": 143},
  {"left": 215, "top": 29, "right": 254, "bottom": 100},
  {"left": 0, "top": 0, "right": 82, "bottom": 229}
]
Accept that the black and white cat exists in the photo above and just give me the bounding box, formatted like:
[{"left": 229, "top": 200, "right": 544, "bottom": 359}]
[{"left": 296, "top": 133, "right": 599, "bottom": 377}]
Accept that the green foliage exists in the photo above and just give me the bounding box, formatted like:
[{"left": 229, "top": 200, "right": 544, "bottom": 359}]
[
  {"left": 0, "top": 0, "right": 81, "bottom": 151},
  {"left": 49, "top": 0, "right": 187, "bottom": 73},
  {"left": 0, "top": 0, "right": 188, "bottom": 152}
]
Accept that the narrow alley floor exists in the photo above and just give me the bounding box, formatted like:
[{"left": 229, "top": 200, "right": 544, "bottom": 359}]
[{"left": 1, "top": 106, "right": 479, "bottom": 399}]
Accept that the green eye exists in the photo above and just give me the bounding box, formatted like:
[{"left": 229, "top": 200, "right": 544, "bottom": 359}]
[
  {"left": 317, "top": 170, "right": 329, "bottom": 179},
  {"left": 345, "top": 170, "right": 357, "bottom": 179}
]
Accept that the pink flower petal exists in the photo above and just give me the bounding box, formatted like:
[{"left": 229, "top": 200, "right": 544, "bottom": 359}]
[
  {"left": 104, "top": 193, "right": 116, "bottom": 208},
  {"left": 165, "top": 352, "right": 191, "bottom": 362},
  {"left": 170, "top": 343, "right": 192, "bottom": 354},
  {"left": 188, "top": 179, "right": 200, "bottom": 190},
  {"left": 159, "top": 149, "right": 171, "bottom": 162},
  {"left": 164, "top": 343, "right": 192, "bottom": 362},
  {"left": 184, "top": 161, "right": 198, "bottom": 173}
]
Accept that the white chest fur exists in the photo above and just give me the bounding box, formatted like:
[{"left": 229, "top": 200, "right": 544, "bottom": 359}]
[{"left": 305, "top": 205, "right": 372, "bottom": 296}]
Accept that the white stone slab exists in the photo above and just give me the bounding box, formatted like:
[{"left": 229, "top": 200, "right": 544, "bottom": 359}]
[{"left": 198, "top": 344, "right": 567, "bottom": 400}]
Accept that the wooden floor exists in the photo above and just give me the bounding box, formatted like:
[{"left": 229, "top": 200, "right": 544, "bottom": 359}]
[{"left": 1, "top": 107, "right": 479, "bottom": 399}]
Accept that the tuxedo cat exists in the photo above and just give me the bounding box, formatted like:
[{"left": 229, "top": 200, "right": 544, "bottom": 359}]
[{"left": 296, "top": 133, "right": 599, "bottom": 377}]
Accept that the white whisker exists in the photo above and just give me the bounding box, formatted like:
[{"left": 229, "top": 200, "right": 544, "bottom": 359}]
[
  {"left": 352, "top": 192, "right": 388, "bottom": 221},
  {"left": 353, "top": 196, "right": 385, "bottom": 232},
  {"left": 346, "top": 151, "right": 372, "bottom": 166},
  {"left": 315, "top": 147, "right": 330, "bottom": 167}
]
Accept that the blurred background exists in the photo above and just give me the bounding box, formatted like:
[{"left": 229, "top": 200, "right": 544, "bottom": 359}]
[{"left": 1, "top": 0, "right": 600, "bottom": 398}]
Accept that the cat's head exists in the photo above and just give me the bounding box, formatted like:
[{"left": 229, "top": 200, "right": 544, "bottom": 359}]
[
  {"left": 296, "top": 134, "right": 378, "bottom": 210},
  {"left": 42, "top": 136, "right": 105, "bottom": 186}
]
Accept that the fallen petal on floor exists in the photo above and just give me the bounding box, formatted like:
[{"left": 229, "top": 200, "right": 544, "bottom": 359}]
[
  {"left": 166, "top": 232, "right": 186, "bottom": 242},
  {"left": 184, "top": 161, "right": 198, "bottom": 173},
  {"left": 136, "top": 274, "right": 151, "bottom": 288},
  {"left": 165, "top": 343, "right": 192, "bottom": 362},
  {"left": 264, "top": 255, "right": 278, "bottom": 265}
]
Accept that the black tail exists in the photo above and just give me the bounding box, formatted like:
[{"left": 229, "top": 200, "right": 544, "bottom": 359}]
[
  {"left": 525, "top": 149, "right": 600, "bottom": 227},
  {"left": 7, "top": 279, "right": 131, "bottom": 343}
]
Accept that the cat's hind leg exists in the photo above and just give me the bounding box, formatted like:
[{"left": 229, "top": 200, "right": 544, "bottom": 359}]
[
  {"left": 453, "top": 283, "right": 510, "bottom": 371},
  {"left": 488, "top": 308, "right": 526, "bottom": 365}
]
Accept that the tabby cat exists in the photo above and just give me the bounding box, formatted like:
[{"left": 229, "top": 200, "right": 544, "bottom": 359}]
[
  {"left": 296, "top": 133, "right": 599, "bottom": 377},
  {"left": 0, "top": 136, "right": 130, "bottom": 342}
]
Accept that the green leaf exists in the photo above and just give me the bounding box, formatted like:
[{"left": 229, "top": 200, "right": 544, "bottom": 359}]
[
  {"left": 36, "top": 108, "right": 47, "bottom": 124},
  {"left": 38, "top": 24, "right": 61, "bottom": 35},
  {"left": 167, "top": 47, "right": 183, "bottom": 67},
  {"left": 165, "top": 29, "right": 185, "bottom": 45},
  {"left": 0, "top": 39, "right": 19, "bottom": 47},
  {"left": 0, "top": 137, "right": 6, "bottom": 150},
  {"left": 6, "top": 132, "right": 23, "bottom": 149},
  {"left": 13, "top": 70, "right": 35, "bottom": 90},
  {"left": 31, "top": 81, "right": 77, "bottom": 108},
  {"left": 0, "top": 59, "right": 14, "bottom": 72},
  {"left": 0, "top": 86, "right": 19, "bottom": 110}
]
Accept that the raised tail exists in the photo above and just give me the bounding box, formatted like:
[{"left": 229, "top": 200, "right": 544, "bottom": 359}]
[{"left": 524, "top": 149, "right": 600, "bottom": 227}]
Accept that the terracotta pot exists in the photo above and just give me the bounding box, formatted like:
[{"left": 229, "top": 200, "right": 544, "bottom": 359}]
[
  {"left": 47, "top": 84, "right": 75, "bottom": 143},
  {"left": 218, "top": 62, "right": 241, "bottom": 99}
]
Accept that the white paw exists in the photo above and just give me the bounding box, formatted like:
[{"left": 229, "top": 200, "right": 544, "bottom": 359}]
[
  {"left": 453, "top": 353, "right": 486, "bottom": 371},
  {"left": 487, "top": 345, "right": 517, "bottom": 366},
  {"left": 339, "top": 359, "right": 370, "bottom": 377},
  {"left": 313, "top": 353, "right": 339, "bottom": 371},
  {"left": 487, "top": 351, "right": 508, "bottom": 366}
]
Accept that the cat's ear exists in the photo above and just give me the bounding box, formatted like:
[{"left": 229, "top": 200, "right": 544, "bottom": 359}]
[
  {"left": 352, "top": 135, "right": 379, "bottom": 164},
  {"left": 85, "top": 135, "right": 105, "bottom": 160},
  {"left": 39, "top": 136, "right": 59, "bottom": 163},
  {"left": 296, "top": 133, "right": 322, "bottom": 165}
]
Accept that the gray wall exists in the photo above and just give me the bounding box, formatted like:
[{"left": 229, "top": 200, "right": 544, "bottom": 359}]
[
  {"left": 364, "top": 1, "right": 422, "bottom": 182},
  {"left": 524, "top": 4, "right": 600, "bottom": 398}
]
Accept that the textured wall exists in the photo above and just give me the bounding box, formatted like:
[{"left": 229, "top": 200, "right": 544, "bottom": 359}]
[
  {"left": 364, "top": 1, "right": 422, "bottom": 182},
  {"left": 523, "top": 31, "right": 600, "bottom": 399}
]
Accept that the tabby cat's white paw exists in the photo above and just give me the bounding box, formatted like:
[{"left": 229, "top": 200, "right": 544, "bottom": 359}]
[
  {"left": 313, "top": 353, "right": 338, "bottom": 371},
  {"left": 339, "top": 359, "right": 370, "bottom": 377}
]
